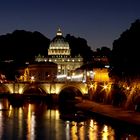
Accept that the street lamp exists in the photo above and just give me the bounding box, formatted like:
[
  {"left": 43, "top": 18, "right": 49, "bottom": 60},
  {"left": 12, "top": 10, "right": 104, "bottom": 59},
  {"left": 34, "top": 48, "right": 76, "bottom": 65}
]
[{"left": 31, "top": 76, "right": 35, "bottom": 82}]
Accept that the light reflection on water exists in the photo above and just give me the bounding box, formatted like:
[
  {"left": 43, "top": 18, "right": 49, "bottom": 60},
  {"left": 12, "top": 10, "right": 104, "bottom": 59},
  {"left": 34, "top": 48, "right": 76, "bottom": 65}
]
[
  {"left": 27, "top": 104, "right": 35, "bottom": 140},
  {"left": 0, "top": 98, "right": 139, "bottom": 140},
  {"left": 0, "top": 109, "right": 3, "bottom": 140}
]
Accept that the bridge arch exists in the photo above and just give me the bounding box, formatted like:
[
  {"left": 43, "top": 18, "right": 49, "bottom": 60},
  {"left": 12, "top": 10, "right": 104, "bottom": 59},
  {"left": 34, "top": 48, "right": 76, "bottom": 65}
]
[
  {"left": 0, "top": 84, "right": 10, "bottom": 93},
  {"left": 23, "top": 85, "right": 47, "bottom": 95},
  {"left": 58, "top": 83, "right": 86, "bottom": 95},
  {"left": 58, "top": 85, "right": 83, "bottom": 103}
]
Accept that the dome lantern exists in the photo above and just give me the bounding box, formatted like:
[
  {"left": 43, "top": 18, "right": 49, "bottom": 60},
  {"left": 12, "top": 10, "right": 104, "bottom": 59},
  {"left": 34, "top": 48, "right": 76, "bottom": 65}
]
[{"left": 56, "top": 28, "right": 62, "bottom": 36}]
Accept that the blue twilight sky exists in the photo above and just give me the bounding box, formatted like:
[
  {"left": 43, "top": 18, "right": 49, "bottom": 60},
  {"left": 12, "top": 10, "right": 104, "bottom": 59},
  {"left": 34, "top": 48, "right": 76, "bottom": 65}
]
[{"left": 0, "top": 0, "right": 139, "bottom": 50}]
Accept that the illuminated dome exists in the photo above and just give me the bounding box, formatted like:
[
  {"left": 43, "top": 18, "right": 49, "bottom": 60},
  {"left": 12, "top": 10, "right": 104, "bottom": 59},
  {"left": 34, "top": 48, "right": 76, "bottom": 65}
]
[{"left": 48, "top": 28, "right": 70, "bottom": 56}]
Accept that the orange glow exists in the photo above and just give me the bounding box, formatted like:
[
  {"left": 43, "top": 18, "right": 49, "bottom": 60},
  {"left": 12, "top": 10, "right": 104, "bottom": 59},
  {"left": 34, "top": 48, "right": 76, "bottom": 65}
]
[
  {"left": 126, "top": 86, "right": 130, "bottom": 90},
  {"left": 93, "top": 68, "right": 110, "bottom": 82},
  {"left": 71, "top": 122, "right": 78, "bottom": 140},
  {"left": 88, "top": 120, "right": 98, "bottom": 140},
  {"left": 101, "top": 83, "right": 112, "bottom": 93},
  {"left": 27, "top": 104, "right": 35, "bottom": 140},
  {"left": 102, "top": 125, "right": 108, "bottom": 140}
]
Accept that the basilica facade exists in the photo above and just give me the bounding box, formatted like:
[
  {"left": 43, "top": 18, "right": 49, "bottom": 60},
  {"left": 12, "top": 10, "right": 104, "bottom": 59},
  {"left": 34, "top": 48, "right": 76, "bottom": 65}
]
[{"left": 35, "top": 28, "right": 83, "bottom": 78}]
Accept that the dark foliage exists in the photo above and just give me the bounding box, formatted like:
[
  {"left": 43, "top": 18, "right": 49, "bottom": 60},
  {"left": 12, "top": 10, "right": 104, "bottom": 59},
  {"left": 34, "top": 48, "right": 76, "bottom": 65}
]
[
  {"left": 0, "top": 61, "right": 21, "bottom": 80},
  {"left": 110, "top": 19, "right": 140, "bottom": 78},
  {"left": 0, "top": 30, "right": 50, "bottom": 64},
  {"left": 65, "top": 34, "right": 94, "bottom": 62},
  {"left": 94, "top": 46, "right": 111, "bottom": 58}
]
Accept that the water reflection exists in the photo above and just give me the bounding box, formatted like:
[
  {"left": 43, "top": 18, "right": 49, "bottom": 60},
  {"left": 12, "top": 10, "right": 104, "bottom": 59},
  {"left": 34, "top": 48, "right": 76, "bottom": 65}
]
[
  {"left": 27, "top": 104, "right": 35, "bottom": 140},
  {"left": 0, "top": 98, "right": 9, "bottom": 110},
  {"left": 63, "top": 119, "right": 116, "bottom": 140},
  {"left": 89, "top": 120, "right": 98, "bottom": 140},
  {"left": 0, "top": 98, "right": 139, "bottom": 140},
  {"left": 0, "top": 108, "right": 3, "bottom": 140},
  {"left": 101, "top": 125, "right": 115, "bottom": 140}
]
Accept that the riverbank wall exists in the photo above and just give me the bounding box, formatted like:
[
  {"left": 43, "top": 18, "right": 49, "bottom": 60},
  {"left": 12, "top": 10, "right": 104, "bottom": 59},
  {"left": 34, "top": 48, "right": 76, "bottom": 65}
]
[{"left": 75, "top": 100, "right": 140, "bottom": 128}]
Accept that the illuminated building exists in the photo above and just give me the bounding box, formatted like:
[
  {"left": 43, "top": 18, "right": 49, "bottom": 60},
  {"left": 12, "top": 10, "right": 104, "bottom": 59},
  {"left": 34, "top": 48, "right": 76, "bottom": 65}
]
[
  {"left": 35, "top": 28, "right": 83, "bottom": 78},
  {"left": 93, "top": 68, "right": 110, "bottom": 82},
  {"left": 78, "top": 62, "right": 110, "bottom": 83},
  {"left": 18, "top": 62, "right": 57, "bottom": 82},
  {"left": 0, "top": 73, "right": 6, "bottom": 83}
]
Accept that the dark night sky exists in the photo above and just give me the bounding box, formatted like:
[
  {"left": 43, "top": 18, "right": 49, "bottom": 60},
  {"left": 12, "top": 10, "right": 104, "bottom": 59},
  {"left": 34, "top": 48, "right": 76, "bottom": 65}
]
[{"left": 0, "top": 0, "right": 139, "bottom": 50}]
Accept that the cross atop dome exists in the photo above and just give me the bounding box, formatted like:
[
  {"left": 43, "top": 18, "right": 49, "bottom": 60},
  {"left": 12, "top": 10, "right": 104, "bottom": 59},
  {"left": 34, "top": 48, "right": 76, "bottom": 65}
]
[{"left": 56, "top": 27, "right": 63, "bottom": 36}]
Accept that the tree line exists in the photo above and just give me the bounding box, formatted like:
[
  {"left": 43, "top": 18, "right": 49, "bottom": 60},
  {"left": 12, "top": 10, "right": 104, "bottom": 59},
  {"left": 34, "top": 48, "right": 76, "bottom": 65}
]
[{"left": 110, "top": 19, "right": 140, "bottom": 80}]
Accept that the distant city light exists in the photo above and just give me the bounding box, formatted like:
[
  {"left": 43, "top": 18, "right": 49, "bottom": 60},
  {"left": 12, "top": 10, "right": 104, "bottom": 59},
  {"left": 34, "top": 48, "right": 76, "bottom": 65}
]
[{"left": 105, "top": 65, "right": 110, "bottom": 68}]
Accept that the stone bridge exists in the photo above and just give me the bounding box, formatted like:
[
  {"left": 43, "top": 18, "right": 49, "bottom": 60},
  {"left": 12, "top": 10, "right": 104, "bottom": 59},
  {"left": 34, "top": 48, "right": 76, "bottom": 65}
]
[{"left": 0, "top": 81, "right": 88, "bottom": 96}]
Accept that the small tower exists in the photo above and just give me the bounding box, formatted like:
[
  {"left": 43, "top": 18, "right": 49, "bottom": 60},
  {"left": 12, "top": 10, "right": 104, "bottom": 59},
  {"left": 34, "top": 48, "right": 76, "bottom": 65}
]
[{"left": 56, "top": 27, "right": 62, "bottom": 36}]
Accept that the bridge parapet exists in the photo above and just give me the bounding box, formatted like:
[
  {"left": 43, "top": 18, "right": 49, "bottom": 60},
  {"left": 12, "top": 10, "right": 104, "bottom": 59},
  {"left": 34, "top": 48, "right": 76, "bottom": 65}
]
[{"left": 1, "top": 81, "right": 88, "bottom": 95}]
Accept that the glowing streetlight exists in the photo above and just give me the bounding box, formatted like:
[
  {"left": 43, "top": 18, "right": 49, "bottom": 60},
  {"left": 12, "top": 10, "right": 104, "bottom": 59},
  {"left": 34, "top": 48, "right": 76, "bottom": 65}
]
[{"left": 31, "top": 76, "right": 35, "bottom": 82}]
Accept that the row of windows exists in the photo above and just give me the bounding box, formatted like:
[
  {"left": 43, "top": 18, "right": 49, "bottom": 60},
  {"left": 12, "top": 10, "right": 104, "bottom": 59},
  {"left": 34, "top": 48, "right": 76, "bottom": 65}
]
[
  {"left": 49, "top": 46, "right": 69, "bottom": 49},
  {"left": 49, "top": 59, "right": 82, "bottom": 62},
  {"left": 48, "top": 52, "right": 70, "bottom": 55},
  {"left": 48, "top": 49, "right": 70, "bottom": 52}
]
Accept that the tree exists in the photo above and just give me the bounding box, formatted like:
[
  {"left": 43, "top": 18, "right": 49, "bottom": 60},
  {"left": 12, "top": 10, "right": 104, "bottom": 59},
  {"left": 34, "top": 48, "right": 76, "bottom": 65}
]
[
  {"left": 65, "top": 34, "right": 94, "bottom": 63},
  {"left": 110, "top": 19, "right": 140, "bottom": 79},
  {"left": 94, "top": 46, "right": 111, "bottom": 58},
  {"left": 0, "top": 30, "right": 50, "bottom": 64}
]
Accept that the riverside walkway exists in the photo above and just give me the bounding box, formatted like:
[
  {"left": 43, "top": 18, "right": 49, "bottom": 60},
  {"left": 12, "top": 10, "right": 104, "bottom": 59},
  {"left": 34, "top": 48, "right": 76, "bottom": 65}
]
[{"left": 76, "top": 100, "right": 140, "bottom": 127}]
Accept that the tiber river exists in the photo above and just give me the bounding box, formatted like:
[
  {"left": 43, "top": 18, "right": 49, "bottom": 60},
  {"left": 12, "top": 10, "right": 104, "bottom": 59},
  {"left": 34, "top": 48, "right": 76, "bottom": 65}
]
[{"left": 0, "top": 98, "right": 140, "bottom": 140}]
